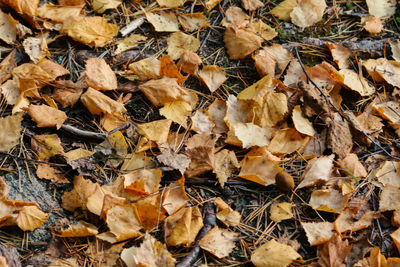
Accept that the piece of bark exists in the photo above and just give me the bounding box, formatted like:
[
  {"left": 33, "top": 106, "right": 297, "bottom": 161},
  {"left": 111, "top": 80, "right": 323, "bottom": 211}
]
[{"left": 0, "top": 244, "right": 22, "bottom": 267}]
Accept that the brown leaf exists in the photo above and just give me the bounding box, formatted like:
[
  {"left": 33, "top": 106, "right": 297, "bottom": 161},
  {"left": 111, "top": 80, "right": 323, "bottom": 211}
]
[
  {"left": 52, "top": 80, "right": 84, "bottom": 108},
  {"left": 198, "top": 65, "right": 227, "bottom": 93},
  {"left": 302, "top": 221, "right": 334, "bottom": 246},
  {"left": 314, "top": 234, "right": 351, "bottom": 267},
  {"left": 327, "top": 117, "right": 353, "bottom": 159},
  {"left": 27, "top": 104, "right": 67, "bottom": 129},
  {"left": 241, "top": 0, "right": 264, "bottom": 11},
  {"left": 157, "top": 146, "right": 191, "bottom": 175},
  {"left": 167, "top": 31, "right": 200, "bottom": 60},
  {"left": 54, "top": 221, "right": 98, "bottom": 237},
  {"left": 31, "top": 134, "right": 64, "bottom": 161},
  {"left": 379, "top": 185, "right": 400, "bottom": 211},
  {"left": 162, "top": 177, "right": 189, "bottom": 215},
  {"left": 268, "top": 128, "right": 309, "bottom": 155},
  {"left": 254, "top": 44, "right": 293, "bottom": 78},
  {"left": 213, "top": 149, "right": 239, "bottom": 187},
  {"left": 0, "top": 113, "right": 22, "bottom": 153},
  {"left": 363, "top": 16, "right": 383, "bottom": 34},
  {"left": 80, "top": 87, "right": 126, "bottom": 115},
  {"left": 146, "top": 12, "right": 179, "bottom": 32},
  {"left": 178, "top": 13, "right": 208, "bottom": 32},
  {"left": 1, "top": 0, "right": 39, "bottom": 17},
  {"left": 251, "top": 239, "right": 300, "bottom": 267},
  {"left": 224, "top": 26, "right": 263, "bottom": 59},
  {"left": 298, "top": 155, "right": 334, "bottom": 188},
  {"left": 290, "top": 0, "right": 327, "bottom": 28},
  {"left": 36, "top": 163, "right": 69, "bottom": 184},
  {"left": 85, "top": 58, "right": 117, "bottom": 90},
  {"left": 214, "top": 197, "right": 241, "bottom": 226},
  {"left": 177, "top": 50, "right": 202, "bottom": 75},
  {"left": 309, "top": 189, "right": 349, "bottom": 213},
  {"left": 0, "top": 50, "right": 16, "bottom": 84},
  {"left": 199, "top": 226, "right": 238, "bottom": 258},
  {"left": 337, "top": 153, "right": 368, "bottom": 178},
  {"left": 160, "top": 56, "right": 187, "bottom": 84},
  {"left": 16, "top": 205, "right": 48, "bottom": 231}
]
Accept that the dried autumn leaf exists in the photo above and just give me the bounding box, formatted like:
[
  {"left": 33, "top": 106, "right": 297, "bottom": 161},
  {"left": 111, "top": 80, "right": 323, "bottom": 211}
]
[
  {"left": 206, "top": 0, "right": 222, "bottom": 10},
  {"left": 146, "top": 12, "right": 179, "bottom": 32},
  {"left": 363, "top": 58, "right": 400, "bottom": 88},
  {"left": 199, "top": 227, "right": 238, "bottom": 258},
  {"left": 191, "top": 110, "right": 215, "bottom": 133},
  {"left": 389, "top": 40, "right": 400, "bottom": 62},
  {"left": 160, "top": 101, "right": 191, "bottom": 126},
  {"left": 213, "top": 149, "right": 239, "bottom": 187},
  {"left": 177, "top": 50, "right": 202, "bottom": 75},
  {"left": 0, "top": 50, "right": 16, "bottom": 85},
  {"left": 366, "top": 0, "right": 396, "bottom": 18},
  {"left": 363, "top": 16, "right": 383, "bottom": 34},
  {"left": 315, "top": 234, "right": 351, "bottom": 267},
  {"left": 229, "top": 122, "right": 272, "bottom": 149},
  {"left": 239, "top": 147, "right": 281, "bottom": 186},
  {"left": 326, "top": 42, "right": 351, "bottom": 69},
  {"left": 80, "top": 87, "right": 126, "bottom": 115},
  {"left": 162, "top": 177, "right": 189, "bottom": 215},
  {"left": 52, "top": 80, "right": 84, "bottom": 108},
  {"left": 379, "top": 185, "right": 400, "bottom": 211},
  {"left": 115, "top": 34, "right": 146, "bottom": 55},
  {"left": 198, "top": 65, "right": 227, "bottom": 93},
  {"left": 251, "top": 239, "right": 300, "bottom": 267},
  {"left": 27, "top": 104, "right": 67, "bottom": 129},
  {"left": 137, "top": 119, "right": 172, "bottom": 144},
  {"left": 309, "top": 189, "right": 348, "bottom": 213},
  {"left": 31, "top": 134, "right": 64, "bottom": 161},
  {"left": 372, "top": 100, "right": 400, "bottom": 124},
  {"left": 284, "top": 59, "right": 303, "bottom": 86},
  {"left": 270, "top": 0, "right": 298, "bottom": 21},
  {"left": 290, "top": 0, "right": 327, "bottom": 28},
  {"left": 121, "top": 234, "right": 176, "bottom": 267},
  {"left": 122, "top": 169, "right": 162, "bottom": 196},
  {"left": 254, "top": 44, "right": 293, "bottom": 77},
  {"left": 301, "top": 221, "right": 334, "bottom": 246},
  {"left": 0, "top": 177, "right": 7, "bottom": 200},
  {"left": 0, "top": 113, "right": 22, "bottom": 152},
  {"left": 94, "top": 131, "right": 128, "bottom": 166},
  {"left": 0, "top": 10, "right": 16, "bottom": 44},
  {"left": 247, "top": 20, "right": 277, "bottom": 41},
  {"left": 157, "top": 0, "right": 185, "bottom": 8},
  {"left": 292, "top": 105, "right": 315, "bottom": 136},
  {"left": 61, "top": 175, "right": 97, "bottom": 212},
  {"left": 85, "top": 58, "right": 117, "bottom": 91},
  {"left": 208, "top": 99, "right": 229, "bottom": 134},
  {"left": 178, "top": 13, "right": 208, "bottom": 32},
  {"left": 268, "top": 128, "right": 309, "bottom": 155},
  {"left": 339, "top": 69, "right": 375, "bottom": 96},
  {"left": 54, "top": 221, "right": 98, "bottom": 237},
  {"left": 224, "top": 26, "right": 263, "bottom": 60},
  {"left": 375, "top": 161, "right": 400, "bottom": 187},
  {"left": 298, "top": 155, "right": 334, "bottom": 188},
  {"left": 164, "top": 206, "right": 203, "bottom": 246},
  {"left": 185, "top": 133, "right": 217, "bottom": 177},
  {"left": 337, "top": 153, "right": 367, "bottom": 178},
  {"left": 16, "top": 205, "right": 48, "bottom": 231},
  {"left": 139, "top": 78, "right": 195, "bottom": 107},
  {"left": 221, "top": 7, "right": 249, "bottom": 27},
  {"left": 133, "top": 194, "right": 166, "bottom": 230},
  {"left": 36, "top": 163, "right": 69, "bottom": 184},
  {"left": 1, "top": 0, "right": 39, "bottom": 17},
  {"left": 391, "top": 228, "right": 400, "bottom": 254},
  {"left": 167, "top": 31, "right": 200, "bottom": 60},
  {"left": 92, "top": 0, "right": 121, "bottom": 13},
  {"left": 224, "top": 95, "right": 250, "bottom": 128},
  {"left": 36, "top": 3, "right": 83, "bottom": 25},
  {"left": 128, "top": 57, "right": 161, "bottom": 81},
  {"left": 159, "top": 56, "right": 186, "bottom": 84},
  {"left": 22, "top": 37, "right": 48, "bottom": 63},
  {"left": 241, "top": 0, "right": 263, "bottom": 11},
  {"left": 64, "top": 16, "right": 118, "bottom": 47},
  {"left": 270, "top": 202, "right": 294, "bottom": 223},
  {"left": 214, "top": 197, "right": 241, "bottom": 227}
]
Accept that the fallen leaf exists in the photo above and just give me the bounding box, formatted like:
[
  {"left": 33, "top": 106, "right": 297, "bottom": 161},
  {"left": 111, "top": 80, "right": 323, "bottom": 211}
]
[
  {"left": 214, "top": 197, "right": 241, "bottom": 227},
  {"left": 258, "top": 93, "right": 289, "bottom": 128},
  {"left": 64, "top": 16, "right": 118, "bottom": 47},
  {"left": 80, "top": 87, "right": 127, "bottom": 115},
  {"left": 122, "top": 169, "right": 162, "bottom": 196},
  {"left": 327, "top": 118, "right": 353, "bottom": 159},
  {"left": 157, "top": 146, "right": 191, "bottom": 175},
  {"left": 31, "top": 134, "right": 64, "bottom": 161},
  {"left": 224, "top": 26, "right": 263, "bottom": 59},
  {"left": 52, "top": 80, "right": 84, "bottom": 108},
  {"left": 391, "top": 228, "right": 400, "bottom": 254},
  {"left": 247, "top": 20, "right": 278, "bottom": 41},
  {"left": 157, "top": 0, "right": 185, "bottom": 8},
  {"left": 290, "top": 0, "right": 327, "bottom": 28},
  {"left": 167, "top": 31, "right": 200, "bottom": 60},
  {"left": 159, "top": 100, "right": 191, "bottom": 127},
  {"left": 199, "top": 226, "right": 238, "bottom": 258},
  {"left": 54, "top": 221, "right": 98, "bottom": 237},
  {"left": 205, "top": 0, "right": 222, "bottom": 10},
  {"left": 241, "top": 0, "right": 263, "bottom": 11},
  {"left": 338, "top": 153, "right": 368, "bottom": 178},
  {"left": 270, "top": 202, "right": 294, "bottom": 223},
  {"left": 162, "top": 177, "right": 189, "bottom": 215},
  {"left": 92, "top": 0, "right": 121, "bottom": 13},
  {"left": 121, "top": 152, "right": 155, "bottom": 172},
  {"left": 27, "top": 104, "right": 67, "bottom": 129},
  {"left": 268, "top": 128, "right": 309, "bottom": 155},
  {"left": 309, "top": 189, "right": 348, "bottom": 213},
  {"left": 22, "top": 37, "right": 48, "bottom": 63},
  {"left": 326, "top": 42, "right": 351, "bottom": 69},
  {"left": 178, "top": 13, "right": 208, "bottom": 32},
  {"left": 115, "top": 34, "right": 146, "bottom": 55},
  {"left": 191, "top": 110, "right": 215, "bottom": 133},
  {"left": 379, "top": 185, "right": 400, "bottom": 211},
  {"left": 0, "top": 113, "right": 23, "bottom": 152},
  {"left": 198, "top": 65, "right": 227, "bottom": 93},
  {"left": 221, "top": 7, "right": 249, "bottom": 27},
  {"left": 363, "top": 58, "right": 400, "bottom": 88},
  {"left": 292, "top": 105, "right": 315, "bottom": 136},
  {"left": 254, "top": 44, "right": 293, "bottom": 77},
  {"left": 239, "top": 147, "right": 281, "bottom": 186},
  {"left": 315, "top": 233, "right": 351, "bottom": 267},
  {"left": 0, "top": 50, "right": 16, "bottom": 85},
  {"left": 94, "top": 131, "right": 128, "bottom": 166},
  {"left": 375, "top": 161, "right": 400, "bottom": 187},
  {"left": 159, "top": 55, "right": 187, "bottom": 84},
  {"left": 339, "top": 69, "right": 375, "bottom": 96},
  {"left": 137, "top": 119, "right": 172, "bottom": 144},
  {"left": 133, "top": 193, "right": 166, "bottom": 230},
  {"left": 363, "top": 16, "right": 383, "bottom": 34},
  {"left": 16, "top": 205, "right": 48, "bottom": 231},
  {"left": 1, "top": 0, "right": 39, "bottom": 17},
  {"left": 128, "top": 57, "right": 161, "bottom": 81},
  {"left": 0, "top": 177, "right": 7, "bottom": 200},
  {"left": 121, "top": 233, "right": 176, "bottom": 267},
  {"left": 36, "top": 163, "right": 69, "bottom": 184},
  {"left": 354, "top": 247, "right": 386, "bottom": 267},
  {"left": 366, "top": 0, "right": 396, "bottom": 18},
  {"left": 61, "top": 175, "right": 97, "bottom": 212},
  {"left": 213, "top": 149, "right": 239, "bottom": 187},
  {"left": 284, "top": 59, "right": 303, "bottom": 86},
  {"left": 372, "top": 100, "right": 400, "bottom": 124},
  {"left": 177, "top": 50, "right": 202, "bottom": 75},
  {"left": 0, "top": 10, "right": 16, "bottom": 44},
  {"left": 164, "top": 206, "right": 203, "bottom": 246},
  {"left": 229, "top": 122, "right": 272, "bottom": 149},
  {"left": 224, "top": 94, "right": 250, "bottom": 128},
  {"left": 36, "top": 3, "right": 83, "bottom": 25},
  {"left": 301, "top": 221, "right": 334, "bottom": 246},
  {"left": 146, "top": 12, "right": 179, "bottom": 32},
  {"left": 85, "top": 58, "right": 117, "bottom": 91},
  {"left": 251, "top": 239, "right": 300, "bottom": 267},
  {"left": 208, "top": 99, "right": 229, "bottom": 134},
  {"left": 298, "top": 155, "right": 334, "bottom": 188},
  {"left": 270, "top": 0, "right": 298, "bottom": 21},
  {"left": 389, "top": 40, "right": 400, "bottom": 62}
]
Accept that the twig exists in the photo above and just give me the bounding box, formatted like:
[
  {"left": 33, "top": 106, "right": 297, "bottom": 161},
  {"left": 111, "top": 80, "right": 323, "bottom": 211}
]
[
  {"left": 176, "top": 201, "right": 216, "bottom": 267},
  {"left": 120, "top": 16, "right": 145, "bottom": 36},
  {"left": 295, "top": 47, "right": 400, "bottom": 161},
  {"left": 59, "top": 123, "right": 130, "bottom": 141}
]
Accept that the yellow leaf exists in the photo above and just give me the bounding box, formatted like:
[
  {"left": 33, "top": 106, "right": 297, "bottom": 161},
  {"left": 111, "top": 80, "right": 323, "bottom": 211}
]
[
  {"left": 309, "top": 189, "right": 348, "bottom": 213},
  {"left": 121, "top": 233, "right": 176, "bottom": 267},
  {"left": 199, "top": 227, "right": 238, "bottom": 258},
  {"left": 298, "top": 155, "right": 334, "bottom": 188},
  {"left": 157, "top": 0, "right": 186, "bottom": 8},
  {"left": 137, "top": 119, "right": 172, "bottom": 144},
  {"left": 94, "top": 131, "right": 128, "bottom": 166},
  {"left": 65, "top": 148, "right": 94, "bottom": 162},
  {"left": 213, "top": 149, "right": 239, "bottom": 187},
  {"left": 0, "top": 113, "right": 22, "bottom": 152},
  {"left": 128, "top": 57, "right": 161, "bottom": 81},
  {"left": 177, "top": 50, "right": 202, "bottom": 75},
  {"left": 379, "top": 185, "right": 400, "bottom": 211},
  {"left": 270, "top": 0, "right": 298, "bottom": 21},
  {"left": 162, "top": 177, "right": 188, "bottom": 215},
  {"left": 160, "top": 101, "right": 192, "bottom": 126},
  {"left": 146, "top": 12, "right": 179, "bottom": 32},
  {"left": 36, "top": 163, "right": 70, "bottom": 184},
  {"left": 27, "top": 104, "right": 67, "bottom": 129},
  {"left": 1, "top": 0, "right": 39, "bottom": 17},
  {"left": 85, "top": 58, "right": 117, "bottom": 91},
  {"left": 165, "top": 206, "right": 203, "bottom": 246},
  {"left": 205, "top": 0, "right": 222, "bottom": 10},
  {"left": 208, "top": 99, "right": 228, "bottom": 134},
  {"left": 301, "top": 221, "right": 334, "bottom": 246},
  {"left": 198, "top": 65, "right": 227, "bottom": 92},
  {"left": 31, "top": 134, "right": 64, "bottom": 161},
  {"left": 92, "top": 0, "right": 122, "bottom": 13},
  {"left": 230, "top": 122, "right": 272, "bottom": 149},
  {"left": 251, "top": 239, "right": 300, "bottom": 267},
  {"left": 167, "top": 31, "right": 200, "bottom": 60},
  {"left": 247, "top": 20, "right": 277, "bottom": 41},
  {"left": 54, "top": 221, "right": 98, "bottom": 237},
  {"left": 122, "top": 169, "right": 162, "bottom": 196},
  {"left": 115, "top": 34, "right": 146, "bottom": 55},
  {"left": 242, "top": 0, "right": 264, "bottom": 11},
  {"left": 292, "top": 105, "right": 315, "bottom": 136},
  {"left": 214, "top": 197, "right": 241, "bottom": 226},
  {"left": 178, "top": 13, "right": 208, "bottom": 32},
  {"left": 224, "top": 26, "right": 263, "bottom": 60},
  {"left": 80, "top": 87, "right": 126, "bottom": 115},
  {"left": 61, "top": 175, "right": 97, "bottom": 212},
  {"left": 254, "top": 44, "right": 293, "bottom": 78},
  {"left": 339, "top": 69, "right": 375, "bottom": 96},
  {"left": 268, "top": 128, "right": 309, "bottom": 155},
  {"left": 270, "top": 202, "right": 293, "bottom": 223},
  {"left": 121, "top": 152, "right": 155, "bottom": 172},
  {"left": 64, "top": 16, "right": 118, "bottom": 47},
  {"left": 36, "top": 3, "right": 83, "bottom": 24},
  {"left": 16, "top": 205, "right": 48, "bottom": 231},
  {"left": 290, "top": 0, "right": 327, "bottom": 28}
]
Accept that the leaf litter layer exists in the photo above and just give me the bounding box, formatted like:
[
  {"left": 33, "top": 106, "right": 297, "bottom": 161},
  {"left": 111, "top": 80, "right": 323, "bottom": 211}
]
[{"left": 1, "top": 0, "right": 400, "bottom": 266}]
